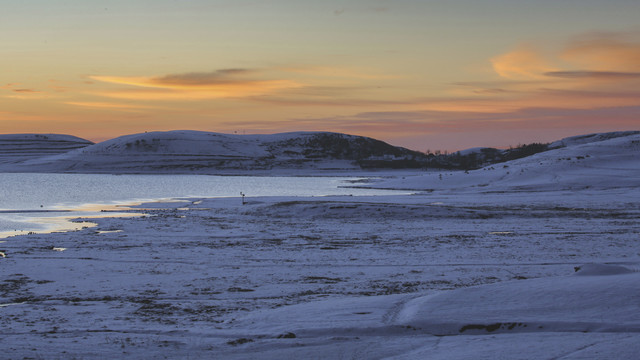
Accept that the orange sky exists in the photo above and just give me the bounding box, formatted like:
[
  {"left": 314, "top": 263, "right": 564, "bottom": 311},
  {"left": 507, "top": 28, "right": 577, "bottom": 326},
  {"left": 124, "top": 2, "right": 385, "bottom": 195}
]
[{"left": 1, "top": 1, "right": 639, "bottom": 151}]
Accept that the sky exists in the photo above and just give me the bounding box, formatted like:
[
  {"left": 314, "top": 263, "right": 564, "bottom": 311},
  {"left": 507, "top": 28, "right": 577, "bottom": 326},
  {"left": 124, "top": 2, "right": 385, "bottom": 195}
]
[{"left": 1, "top": 0, "right": 639, "bottom": 151}]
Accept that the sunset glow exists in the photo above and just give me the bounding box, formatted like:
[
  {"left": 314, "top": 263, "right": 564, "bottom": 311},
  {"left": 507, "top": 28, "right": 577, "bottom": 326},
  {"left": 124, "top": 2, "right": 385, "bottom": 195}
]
[{"left": 2, "top": 1, "right": 639, "bottom": 151}]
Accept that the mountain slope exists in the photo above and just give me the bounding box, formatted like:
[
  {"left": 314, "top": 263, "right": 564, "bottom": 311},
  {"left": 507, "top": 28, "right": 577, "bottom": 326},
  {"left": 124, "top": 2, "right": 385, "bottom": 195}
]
[
  {"left": 373, "top": 131, "right": 640, "bottom": 191},
  {"left": 0, "top": 134, "right": 93, "bottom": 165},
  {"left": 3, "top": 130, "right": 428, "bottom": 173},
  {"left": 549, "top": 130, "right": 640, "bottom": 148}
]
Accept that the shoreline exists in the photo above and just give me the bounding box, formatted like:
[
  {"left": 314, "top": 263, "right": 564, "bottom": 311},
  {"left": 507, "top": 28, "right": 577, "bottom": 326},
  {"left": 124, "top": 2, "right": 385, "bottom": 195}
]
[
  {"left": 2, "top": 188, "right": 639, "bottom": 358},
  {"left": 0, "top": 173, "right": 410, "bottom": 239}
]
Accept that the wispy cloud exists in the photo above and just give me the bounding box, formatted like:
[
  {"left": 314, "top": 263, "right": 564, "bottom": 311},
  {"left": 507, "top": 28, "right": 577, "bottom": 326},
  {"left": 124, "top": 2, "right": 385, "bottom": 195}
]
[
  {"left": 561, "top": 31, "right": 640, "bottom": 72},
  {"left": 416, "top": 89, "right": 640, "bottom": 117},
  {"left": 263, "top": 104, "right": 640, "bottom": 149},
  {"left": 460, "top": 30, "right": 640, "bottom": 118},
  {"left": 2, "top": 83, "right": 45, "bottom": 96},
  {"left": 544, "top": 71, "right": 640, "bottom": 79},
  {"left": 471, "top": 88, "right": 510, "bottom": 95},
  {"left": 490, "top": 44, "right": 557, "bottom": 79},
  {"left": 90, "top": 69, "right": 303, "bottom": 100},
  {"left": 89, "top": 66, "right": 401, "bottom": 104},
  {"left": 155, "top": 69, "right": 256, "bottom": 85},
  {"left": 5, "top": 91, "right": 51, "bottom": 100},
  {"left": 19, "top": 28, "right": 637, "bottom": 151},
  {"left": 48, "top": 79, "right": 69, "bottom": 92},
  {"left": 1, "top": 83, "right": 19, "bottom": 89},
  {"left": 251, "top": 32, "right": 640, "bottom": 148},
  {"left": 251, "top": 94, "right": 411, "bottom": 108},
  {"left": 491, "top": 31, "right": 640, "bottom": 81},
  {"left": 65, "top": 101, "right": 158, "bottom": 111}
]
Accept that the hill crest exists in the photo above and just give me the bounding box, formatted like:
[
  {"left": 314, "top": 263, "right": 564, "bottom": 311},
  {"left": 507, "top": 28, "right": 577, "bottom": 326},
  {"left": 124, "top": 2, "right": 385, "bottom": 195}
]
[{"left": 3, "top": 130, "right": 427, "bottom": 173}]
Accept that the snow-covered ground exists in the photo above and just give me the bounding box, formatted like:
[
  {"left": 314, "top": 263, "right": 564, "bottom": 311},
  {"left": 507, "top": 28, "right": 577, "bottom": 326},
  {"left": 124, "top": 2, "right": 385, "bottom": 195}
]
[
  {"left": 370, "top": 131, "right": 640, "bottom": 192},
  {"left": 2, "top": 188, "right": 639, "bottom": 359},
  {"left": 1, "top": 131, "right": 639, "bottom": 359},
  {"left": 0, "top": 130, "right": 423, "bottom": 174},
  {"left": 0, "top": 134, "right": 92, "bottom": 166}
]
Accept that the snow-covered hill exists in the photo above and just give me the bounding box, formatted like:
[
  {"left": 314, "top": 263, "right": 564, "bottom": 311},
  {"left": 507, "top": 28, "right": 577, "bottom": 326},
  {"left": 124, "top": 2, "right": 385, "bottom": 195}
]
[
  {"left": 1, "top": 130, "right": 638, "bottom": 179},
  {"left": 549, "top": 130, "right": 640, "bottom": 148},
  {"left": 373, "top": 131, "right": 640, "bottom": 191},
  {"left": 0, "top": 134, "right": 93, "bottom": 165},
  {"left": 0, "top": 130, "right": 426, "bottom": 173}
]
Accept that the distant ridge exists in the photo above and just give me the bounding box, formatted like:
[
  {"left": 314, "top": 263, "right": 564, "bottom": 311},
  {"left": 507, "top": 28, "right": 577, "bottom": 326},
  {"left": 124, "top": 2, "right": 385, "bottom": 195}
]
[
  {"left": 0, "top": 134, "right": 93, "bottom": 165},
  {"left": 0, "top": 130, "right": 637, "bottom": 175},
  {"left": 0, "top": 131, "right": 428, "bottom": 174},
  {"left": 444, "top": 131, "right": 640, "bottom": 170},
  {"left": 549, "top": 131, "right": 640, "bottom": 148},
  {"left": 373, "top": 131, "right": 640, "bottom": 191}
]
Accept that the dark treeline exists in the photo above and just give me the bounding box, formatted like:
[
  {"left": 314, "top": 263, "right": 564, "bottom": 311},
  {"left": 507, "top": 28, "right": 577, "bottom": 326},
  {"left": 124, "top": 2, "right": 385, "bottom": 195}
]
[
  {"left": 276, "top": 132, "right": 551, "bottom": 171},
  {"left": 358, "top": 142, "right": 550, "bottom": 170}
]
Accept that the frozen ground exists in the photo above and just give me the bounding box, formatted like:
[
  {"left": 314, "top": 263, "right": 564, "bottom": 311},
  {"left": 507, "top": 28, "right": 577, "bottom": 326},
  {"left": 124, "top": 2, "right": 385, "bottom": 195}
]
[
  {"left": 0, "top": 130, "right": 422, "bottom": 174},
  {"left": 1, "top": 186, "right": 639, "bottom": 359},
  {"left": 371, "top": 131, "right": 640, "bottom": 192},
  {"left": 1, "top": 132, "right": 639, "bottom": 359}
]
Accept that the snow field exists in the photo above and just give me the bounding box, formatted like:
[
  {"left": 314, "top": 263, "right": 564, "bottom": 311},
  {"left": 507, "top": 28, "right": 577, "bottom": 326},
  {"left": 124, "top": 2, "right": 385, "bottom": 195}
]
[
  {"left": 1, "top": 189, "right": 639, "bottom": 358},
  {"left": 0, "top": 131, "right": 638, "bottom": 358}
]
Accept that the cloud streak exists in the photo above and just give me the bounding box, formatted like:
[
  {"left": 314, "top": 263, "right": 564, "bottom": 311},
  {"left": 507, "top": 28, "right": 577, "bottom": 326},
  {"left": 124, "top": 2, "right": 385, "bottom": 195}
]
[
  {"left": 151, "top": 69, "right": 258, "bottom": 86},
  {"left": 88, "top": 66, "right": 402, "bottom": 104},
  {"left": 16, "top": 29, "right": 637, "bottom": 151},
  {"left": 544, "top": 71, "right": 640, "bottom": 79},
  {"left": 90, "top": 69, "right": 303, "bottom": 100},
  {"left": 265, "top": 104, "right": 640, "bottom": 150},
  {"left": 490, "top": 44, "right": 557, "bottom": 79},
  {"left": 65, "top": 101, "right": 158, "bottom": 111},
  {"left": 561, "top": 32, "right": 640, "bottom": 72},
  {"left": 471, "top": 31, "right": 640, "bottom": 121}
]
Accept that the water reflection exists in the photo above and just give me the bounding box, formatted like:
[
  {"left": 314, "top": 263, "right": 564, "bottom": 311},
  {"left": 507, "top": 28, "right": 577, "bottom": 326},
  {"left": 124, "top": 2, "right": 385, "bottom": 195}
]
[
  {"left": 0, "top": 173, "right": 410, "bottom": 237},
  {"left": 0, "top": 207, "right": 145, "bottom": 239}
]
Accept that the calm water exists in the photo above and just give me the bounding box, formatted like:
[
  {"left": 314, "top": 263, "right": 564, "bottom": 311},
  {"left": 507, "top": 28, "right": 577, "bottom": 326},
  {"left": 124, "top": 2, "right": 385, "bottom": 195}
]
[{"left": 0, "top": 173, "right": 405, "bottom": 237}]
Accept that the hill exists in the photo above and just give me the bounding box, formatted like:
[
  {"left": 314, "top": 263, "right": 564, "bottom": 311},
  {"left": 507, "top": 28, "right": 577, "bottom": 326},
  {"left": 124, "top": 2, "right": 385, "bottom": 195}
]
[
  {"left": 1, "top": 131, "right": 428, "bottom": 173},
  {"left": 549, "top": 131, "right": 640, "bottom": 148},
  {"left": 372, "top": 131, "right": 640, "bottom": 191},
  {"left": 437, "top": 131, "right": 639, "bottom": 171},
  {"left": 0, "top": 134, "right": 93, "bottom": 165},
  {"left": 1, "top": 130, "right": 637, "bottom": 176}
]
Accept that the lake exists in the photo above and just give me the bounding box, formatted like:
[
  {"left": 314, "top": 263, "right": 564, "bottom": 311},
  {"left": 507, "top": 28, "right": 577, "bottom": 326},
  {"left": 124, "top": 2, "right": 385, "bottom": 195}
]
[{"left": 0, "top": 173, "right": 406, "bottom": 237}]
